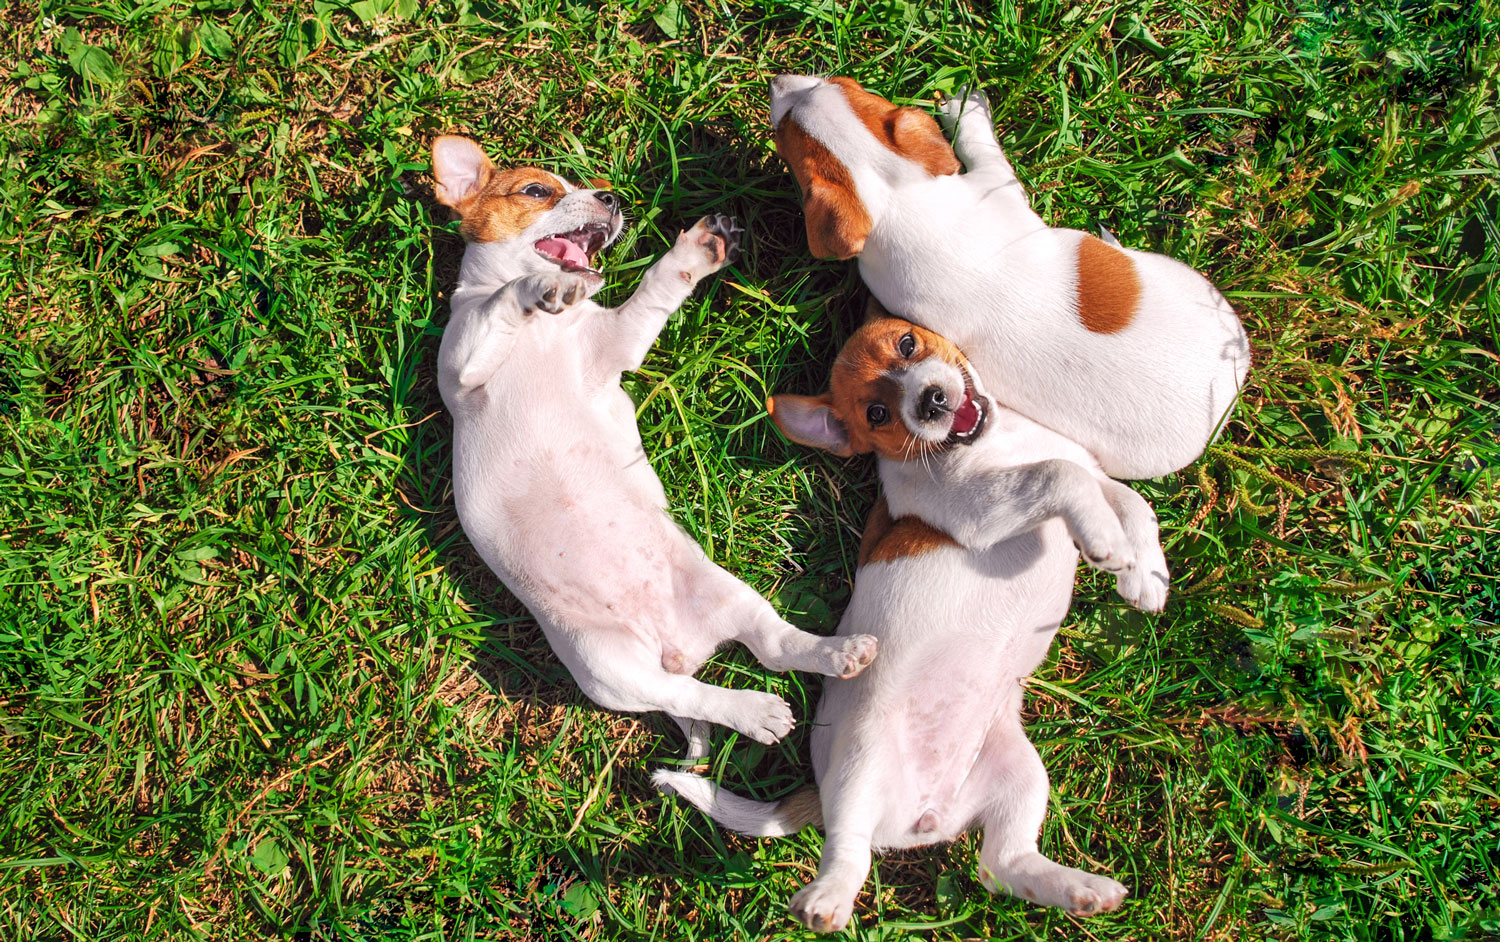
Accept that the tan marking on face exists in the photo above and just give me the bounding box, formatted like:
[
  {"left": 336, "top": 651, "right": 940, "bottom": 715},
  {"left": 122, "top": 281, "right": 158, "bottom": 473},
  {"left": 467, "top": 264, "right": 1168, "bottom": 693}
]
[
  {"left": 829, "top": 316, "right": 969, "bottom": 460},
  {"left": 827, "top": 77, "right": 960, "bottom": 177},
  {"left": 447, "top": 166, "right": 570, "bottom": 244},
  {"left": 1076, "top": 235, "right": 1140, "bottom": 333},
  {"left": 857, "top": 495, "right": 959, "bottom": 568},
  {"left": 774, "top": 115, "right": 871, "bottom": 259}
]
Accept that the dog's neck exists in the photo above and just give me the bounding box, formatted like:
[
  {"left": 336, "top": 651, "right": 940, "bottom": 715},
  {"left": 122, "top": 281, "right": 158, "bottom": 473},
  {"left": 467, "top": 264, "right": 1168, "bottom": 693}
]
[{"left": 455, "top": 241, "right": 534, "bottom": 294}]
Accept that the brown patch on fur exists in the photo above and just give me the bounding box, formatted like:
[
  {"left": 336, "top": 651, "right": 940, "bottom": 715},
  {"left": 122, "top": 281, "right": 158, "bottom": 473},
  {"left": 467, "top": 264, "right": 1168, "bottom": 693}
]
[
  {"left": 1076, "top": 235, "right": 1140, "bottom": 333},
  {"left": 828, "top": 77, "right": 960, "bottom": 177},
  {"left": 829, "top": 317, "right": 969, "bottom": 460},
  {"left": 774, "top": 786, "right": 824, "bottom": 830},
  {"left": 774, "top": 116, "right": 872, "bottom": 259},
  {"left": 858, "top": 496, "right": 959, "bottom": 568}
]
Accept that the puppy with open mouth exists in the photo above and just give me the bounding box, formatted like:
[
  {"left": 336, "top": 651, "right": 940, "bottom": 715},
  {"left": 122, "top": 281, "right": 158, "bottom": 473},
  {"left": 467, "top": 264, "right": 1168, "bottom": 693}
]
[
  {"left": 656, "top": 309, "right": 1168, "bottom": 930},
  {"left": 430, "top": 136, "right": 876, "bottom": 753}
]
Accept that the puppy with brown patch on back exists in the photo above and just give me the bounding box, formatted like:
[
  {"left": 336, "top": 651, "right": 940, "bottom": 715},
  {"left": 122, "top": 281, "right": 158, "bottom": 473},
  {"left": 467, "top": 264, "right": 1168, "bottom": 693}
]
[
  {"left": 430, "top": 135, "right": 877, "bottom": 755},
  {"left": 655, "top": 313, "right": 1168, "bottom": 931},
  {"left": 769, "top": 75, "right": 1251, "bottom": 480}
]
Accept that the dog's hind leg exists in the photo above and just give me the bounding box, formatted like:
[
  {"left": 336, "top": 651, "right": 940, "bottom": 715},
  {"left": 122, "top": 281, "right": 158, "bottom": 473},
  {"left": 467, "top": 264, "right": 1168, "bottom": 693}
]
[
  {"left": 570, "top": 651, "right": 795, "bottom": 746},
  {"left": 974, "top": 723, "right": 1128, "bottom": 917},
  {"left": 669, "top": 713, "right": 711, "bottom": 762},
  {"left": 691, "top": 564, "right": 876, "bottom": 679}
]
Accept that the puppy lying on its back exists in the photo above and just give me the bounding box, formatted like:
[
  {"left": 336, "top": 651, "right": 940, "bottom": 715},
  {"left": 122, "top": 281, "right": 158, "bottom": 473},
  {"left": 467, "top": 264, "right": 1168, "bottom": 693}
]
[
  {"left": 431, "top": 136, "right": 876, "bottom": 753},
  {"left": 769, "top": 75, "right": 1251, "bottom": 479},
  {"left": 657, "top": 312, "right": 1167, "bottom": 930}
]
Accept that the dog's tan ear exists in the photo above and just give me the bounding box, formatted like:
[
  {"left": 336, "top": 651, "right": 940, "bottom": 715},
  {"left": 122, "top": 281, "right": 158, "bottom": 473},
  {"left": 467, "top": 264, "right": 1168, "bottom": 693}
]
[
  {"left": 432, "top": 136, "right": 493, "bottom": 211},
  {"left": 890, "top": 108, "right": 960, "bottom": 176},
  {"left": 804, "top": 179, "right": 871, "bottom": 260},
  {"left": 767, "top": 394, "right": 852, "bottom": 457}
]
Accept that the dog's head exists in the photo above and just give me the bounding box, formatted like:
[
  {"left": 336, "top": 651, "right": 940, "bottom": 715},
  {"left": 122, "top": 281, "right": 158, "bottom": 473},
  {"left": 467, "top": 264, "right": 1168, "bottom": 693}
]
[
  {"left": 769, "top": 75, "right": 959, "bottom": 260},
  {"left": 768, "top": 314, "right": 988, "bottom": 461},
  {"left": 431, "top": 135, "right": 624, "bottom": 282}
]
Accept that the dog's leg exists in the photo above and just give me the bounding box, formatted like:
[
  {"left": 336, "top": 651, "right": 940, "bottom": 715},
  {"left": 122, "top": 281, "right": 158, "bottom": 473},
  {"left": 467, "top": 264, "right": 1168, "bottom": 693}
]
[
  {"left": 574, "top": 658, "right": 795, "bottom": 745},
  {"left": 936, "top": 87, "right": 1016, "bottom": 181},
  {"left": 589, "top": 215, "right": 743, "bottom": 376},
  {"left": 669, "top": 713, "right": 712, "bottom": 762},
  {"left": 447, "top": 272, "right": 590, "bottom": 391},
  {"left": 976, "top": 724, "right": 1129, "bottom": 917},
  {"left": 789, "top": 770, "right": 879, "bottom": 932},
  {"left": 902, "top": 459, "right": 1135, "bottom": 573},
  {"left": 693, "top": 563, "right": 877, "bottom": 679},
  {"left": 1098, "top": 480, "right": 1170, "bottom": 612}
]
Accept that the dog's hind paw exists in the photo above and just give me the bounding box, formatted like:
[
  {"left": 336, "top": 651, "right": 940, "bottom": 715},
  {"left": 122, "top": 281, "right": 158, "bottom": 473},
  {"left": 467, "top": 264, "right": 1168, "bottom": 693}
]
[
  {"left": 790, "top": 879, "right": 856, "bottom": 933},
  {"left": 731, "top": 691, "right": 794, "bottom": 745},
  {"left": 829, "top": 634, "right": 878, "bottom": 678}
]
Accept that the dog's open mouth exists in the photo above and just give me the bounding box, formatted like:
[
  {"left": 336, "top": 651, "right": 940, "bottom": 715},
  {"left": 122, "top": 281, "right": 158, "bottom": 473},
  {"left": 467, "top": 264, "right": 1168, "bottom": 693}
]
[
  {"left": 534, "top": 223, "right": 610, "bottom": 274},
  {"left": 946, "top": 379, "right": 987, "bottom": 445}
]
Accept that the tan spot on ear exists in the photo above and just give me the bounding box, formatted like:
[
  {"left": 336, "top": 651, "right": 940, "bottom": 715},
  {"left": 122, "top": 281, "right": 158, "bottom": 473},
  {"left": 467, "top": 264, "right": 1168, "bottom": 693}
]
[
  {"left": 775, "top": 116, "right": 872, "bottom": 259},
  {"left": 828, "top": 77, "right": 960, "bottom": 177},
  {"left": 862, "top": 294, "right": 895, "bottom": 323},
  {"left": 858, "top": 495, "right": 959, "bottom": 568},
  {"left": 588, "top": 177, "right": 611, "bottom": 189},
  {"left": 1076, "top": 235, "right": 1140, "bottom": 333},
  {"left": 453, "top": 167, "right": 571, "bottom": 244}
]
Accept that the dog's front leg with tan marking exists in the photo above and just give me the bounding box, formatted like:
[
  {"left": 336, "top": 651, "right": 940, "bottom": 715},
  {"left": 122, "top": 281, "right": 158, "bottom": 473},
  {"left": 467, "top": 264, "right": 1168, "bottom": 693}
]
[
  {"left": 448, "top": 272, "right": 591, "bottom": 391},
  {"left": 591, "top": 215, "right": 743, "bottom": 374}
]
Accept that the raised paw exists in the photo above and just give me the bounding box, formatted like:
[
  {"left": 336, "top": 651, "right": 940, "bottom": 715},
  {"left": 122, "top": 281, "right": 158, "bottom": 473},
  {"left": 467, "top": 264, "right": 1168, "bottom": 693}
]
[
  {"left": 677, "top": 213, "right": 744, "bottom": 275},
  {"left": 790, "top": 879, "right": 856, "bottom": 933},
  {"left": 1072, "top": 520, "right": 1135, "bottom": 575},
  {"left": 732, "top": 690, "right": 794, "bottom": 745},
  {"left": 518, "top": 271, "right": 591, "bottom": 315},
  {"left": 829, "top": 634, "right": 878, "bottom": 679},
  {"left": 936, "top": 84, "right": 992, "bottom": 132}
]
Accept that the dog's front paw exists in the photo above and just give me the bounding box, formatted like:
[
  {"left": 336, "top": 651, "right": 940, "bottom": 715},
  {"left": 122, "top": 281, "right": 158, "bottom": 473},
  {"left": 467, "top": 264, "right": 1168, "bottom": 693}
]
[
  {"left": 677, "top": 214, "right": 743, "bottom": 275},
  {"left": 1072, "top": 519, "right": 1135, "bottom": 575},
  {"left": 790, "top": 879, "right": 856, "bottom": 933},
  {"left": 516, "top": 272, "right": 591, "bottom": 315},
  {"left": 937, "top": 84, "right": 991, "bottom": 131}
]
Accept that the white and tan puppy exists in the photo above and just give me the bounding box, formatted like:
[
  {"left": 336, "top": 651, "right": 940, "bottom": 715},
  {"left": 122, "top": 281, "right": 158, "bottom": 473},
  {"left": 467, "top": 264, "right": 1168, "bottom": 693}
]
[
  {"left": 655, "top": 313, "right": 1166, "bottom": 930},
  {"left": 768, "top": 75, "right": 1250, "bottom": 480},
  {"left": 430, "top": 135, "right": 876, "bottom": 753}
]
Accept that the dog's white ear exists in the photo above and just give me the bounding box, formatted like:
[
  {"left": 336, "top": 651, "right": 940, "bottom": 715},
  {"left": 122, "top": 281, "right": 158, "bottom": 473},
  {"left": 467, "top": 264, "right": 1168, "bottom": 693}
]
[
  {"left": 432, "top": 136, "right": 493, "bottom": 210},
  {"left": 768, "top": 394, "right": 852, "bottom": 457}
]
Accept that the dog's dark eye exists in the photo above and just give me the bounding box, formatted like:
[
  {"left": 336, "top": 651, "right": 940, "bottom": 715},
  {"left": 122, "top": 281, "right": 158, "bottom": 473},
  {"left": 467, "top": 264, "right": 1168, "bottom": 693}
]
[
  {"left": 866, "top": 403, "right": 890, "bottom": 426},
  {"left": 897, "top": 333, "right": 917, "bottom": 358},
  {"left": 521, "top": 183, "right": 552, "bottom": 199}
]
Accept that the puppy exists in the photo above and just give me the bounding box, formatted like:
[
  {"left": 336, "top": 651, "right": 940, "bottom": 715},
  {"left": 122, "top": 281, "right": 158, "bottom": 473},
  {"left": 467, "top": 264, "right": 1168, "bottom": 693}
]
[
  {"left": 655, "top": 313, "right": 1167, "bottom": 930},
  {"left": 430, "top": 136, "right": 876, "bottom": 754},
  {"left": 768, "top": 75, "right": 1251, "bottom": 480}
]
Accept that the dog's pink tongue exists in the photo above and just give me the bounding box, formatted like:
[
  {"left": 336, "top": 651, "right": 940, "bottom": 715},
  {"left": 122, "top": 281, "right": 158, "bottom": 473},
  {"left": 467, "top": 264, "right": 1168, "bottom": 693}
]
[
  {"left": 537, "top": 236, "right": 588, "bottom": 268},
  {"left": 952, "top": 394, "right": 979, "bottom": 435}
]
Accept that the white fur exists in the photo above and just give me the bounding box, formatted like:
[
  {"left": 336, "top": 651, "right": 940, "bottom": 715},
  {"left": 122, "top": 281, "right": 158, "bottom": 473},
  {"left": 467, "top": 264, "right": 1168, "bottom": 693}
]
[
  {"left": 434, "top": 142, "right": 878, "bottom": 751},
  {"left": 770, "top": 77, "right": 1251, "bottom": 480},
  {"left": 656, "top": 348, "right": 1166, "bottom": 930}
]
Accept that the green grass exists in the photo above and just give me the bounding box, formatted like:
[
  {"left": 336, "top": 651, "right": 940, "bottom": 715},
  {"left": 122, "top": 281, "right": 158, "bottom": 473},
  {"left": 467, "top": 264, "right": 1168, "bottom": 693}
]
[{"left": 2, "top": 0, "right": 1497, "bottom": 939}]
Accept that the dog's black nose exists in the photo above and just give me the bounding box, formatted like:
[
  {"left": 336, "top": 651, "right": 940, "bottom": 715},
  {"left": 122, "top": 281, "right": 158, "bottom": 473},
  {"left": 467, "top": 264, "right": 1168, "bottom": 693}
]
[
  {"left": 593, "top": 191, "right": 619, "bottom": 211},
  {"left": 919, "top": 386, "right": 948, "bottom": 421}
]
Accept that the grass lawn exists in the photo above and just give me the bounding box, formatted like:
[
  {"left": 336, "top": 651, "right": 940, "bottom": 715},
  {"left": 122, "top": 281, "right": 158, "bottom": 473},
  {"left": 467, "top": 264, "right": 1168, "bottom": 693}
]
[{"left": 2, "top": 1, "right": 1497, "bottom": 939}]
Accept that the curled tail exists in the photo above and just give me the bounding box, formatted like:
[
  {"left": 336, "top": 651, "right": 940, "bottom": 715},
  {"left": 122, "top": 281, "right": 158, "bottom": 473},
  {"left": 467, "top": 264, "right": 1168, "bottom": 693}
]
[{"left": 652, "top": 769, "right": 821, "bottom": 838}]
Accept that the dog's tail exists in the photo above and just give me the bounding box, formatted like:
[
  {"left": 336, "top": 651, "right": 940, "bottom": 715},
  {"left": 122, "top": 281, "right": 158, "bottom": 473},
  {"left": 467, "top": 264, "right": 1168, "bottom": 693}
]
[{"left": 652, "top": 769, "right": 821, "bottom": 838}]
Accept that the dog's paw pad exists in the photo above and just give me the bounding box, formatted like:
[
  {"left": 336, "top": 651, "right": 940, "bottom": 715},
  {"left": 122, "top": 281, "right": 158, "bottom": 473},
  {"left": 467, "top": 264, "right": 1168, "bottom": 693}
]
[
  {"left": 832, "top": 634, "right": 878, "bottom": 678},
  {"left": 790, "top": 880, "right": 855, "bottom": 933},
  {"left": 687, "top": 214, "right": 743, "bottom": 268}
]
